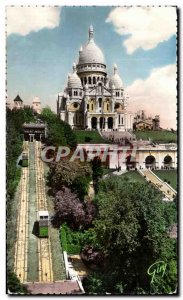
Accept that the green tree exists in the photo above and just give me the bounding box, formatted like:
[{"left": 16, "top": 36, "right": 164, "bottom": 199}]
[
  {"left": 7, "top": 271, "right": 28, "bottom": 294},
  {"left": 89, "top": 176, "right": 177, "bottom": 294},
  {"left": 40, "top": 107, "right": 77, "bottom": 148},
  {"left": 47, "top": 160, "right": 92, "bottom": 195},
  {"left": 91, "top": 157, "right": 104, "bottom": 192},
  {"left": 71, "top": 175, "right": 91, "bottom": 201}
]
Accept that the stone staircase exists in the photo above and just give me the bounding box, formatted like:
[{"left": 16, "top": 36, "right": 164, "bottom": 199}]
[{"left": 139, "top": 169, "right": 176, "bottom": 201}]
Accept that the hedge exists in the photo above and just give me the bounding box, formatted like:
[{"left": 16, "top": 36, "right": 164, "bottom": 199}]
[{"left": 60, "top": 226, "right": 81, "bottom": 254}]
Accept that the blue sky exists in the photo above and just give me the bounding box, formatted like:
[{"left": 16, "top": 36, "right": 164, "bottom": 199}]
[{"left": 7, "top": 6, "right": 177, "bottom": 128}]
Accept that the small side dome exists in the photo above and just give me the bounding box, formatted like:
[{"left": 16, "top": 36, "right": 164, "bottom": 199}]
[
  {"left": 109, "top": 64, "right": 123, "bottom": 89},
  {"left": 32, "top": 96, "right": 40, "bottom": 103},
  {"left": 68, "top": 63, "right": 82, "bottom": 89}
]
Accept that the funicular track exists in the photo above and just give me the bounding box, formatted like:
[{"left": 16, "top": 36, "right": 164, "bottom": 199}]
[
  {"left": 35, "top": 141, "right": 53, "bottom": 282},
  {"left": 14, "top": 142, "right": 29, "bottom": 283}
]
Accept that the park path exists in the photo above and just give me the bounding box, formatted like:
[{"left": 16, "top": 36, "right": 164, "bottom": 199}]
[{"left": 140, "top": 169, "right": 176, "bottom": 201}]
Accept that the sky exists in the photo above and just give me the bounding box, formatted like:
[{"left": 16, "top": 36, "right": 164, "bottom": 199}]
[{"left": 6, "top": 6, "right": 177, "bottom": 129}]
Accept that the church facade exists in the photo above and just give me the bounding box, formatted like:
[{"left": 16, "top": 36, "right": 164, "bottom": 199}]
[{"left": 57, "top": 25, "right": 133, "bottom": 131}]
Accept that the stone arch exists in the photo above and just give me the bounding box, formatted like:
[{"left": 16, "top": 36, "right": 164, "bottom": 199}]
[
  {"left": 108, "top": 117, "right": 113, "bottom": 129},
  {"left": 91, "top": 117, "right": 97, "bottom": 129},
  {"left": 145, "top": 155, "right": 156, "bottom": 169},
  {"left": 100, "top": 117, "right": 105, "bottom": 130},
  {"left": 164, "top": 155, "right": 173, "bottom": 168},
  {"left": 98, "top": 98, "right": 102, "bottom": 108}
]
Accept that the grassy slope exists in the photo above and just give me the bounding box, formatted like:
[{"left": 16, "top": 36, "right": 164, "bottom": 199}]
[
  {"left": 134, "top": 130, "right": 177, "bottom": 143},
  {"left": 122, "top": 171, "right": 146, "bottom": 184},
  {"left": 74, "top": 130, "right": 108, "bottom": 144},
  {"left": 153, "top": 170, "right": 177, "bottom": 190}
]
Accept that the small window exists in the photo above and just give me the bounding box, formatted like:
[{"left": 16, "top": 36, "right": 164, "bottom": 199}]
[
  {"left": 89, "top": 77, "right": 91, "bottom": 84},
  {"left": 92, "top": 104, "right": 94, "bottom": 110},
  {"left": 107, "top": 103, "right": 109, "bottom": 111},
  {"left": 118, "top": 114, "right": 120, "bottom": 124},
  {"left": 87, "top": 104, "right": 89, "bottom": 110},
  {"left": 93, "top": 77, "right": 96, "bottom": 84},
  {"left": 74, "top": 102, "right": 78, "bottom": 108},
  {"left": 99, "top": 98, "right": 102, "bottom": 108}
]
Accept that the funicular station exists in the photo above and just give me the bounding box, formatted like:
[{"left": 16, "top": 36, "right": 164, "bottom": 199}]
[{"left": 22, "top": 123, "right": 47, "bottom": 142}]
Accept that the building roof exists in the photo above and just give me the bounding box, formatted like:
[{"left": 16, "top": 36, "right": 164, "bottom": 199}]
[
  {"left": 38, "top": 210, "right": 49, "bottom": 217},
  {"left": 109, "top": 65, "right": 123, "bottom": 89},
  {"left": 78, "top": 25, "right": 105, "bottom": 65},
  {"left": 23, "top": 123, "right": 46, "bottom": 129},
  {"left": 68, "top": 63, "right": 82, "bottom": 89},
  {"left": 14, "top": 94, "right": 23, "bottom": 102},
  {"left": 25, "top": 280, "right": 83, "bottom": 295}
]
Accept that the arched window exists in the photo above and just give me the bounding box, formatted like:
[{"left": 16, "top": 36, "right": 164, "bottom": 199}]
[
  {"left": 99, "top": 98, "right": 102, "bottom": 108},
  {"left": 87, "top": 104, "right": 89, "bottom": 110},
  {"left": 118, "top": 114, "right": 120, "bottom": 124},
  {"left": 107, "top": 103, "right": 109, "bottom": 111},
  {"left": 89, "top": 77, "right": 91, "bottom": 84},
  {"left": 93, "top": 77, "right": 96, "bottom": 84},
  {"left": 81, "top": 78, "right": 83, "bottom": 85},
  {"left": 97, "top": 77, "right": 100, "bottom": 82},
  {"left": 121, "top": 117, "right": 123, "bottom": 124},
  {"left": 92, "top": 104, "right": 94, "bottom": 110},
  {"left": 84, "top": 77, "right": 87, "bottom": 84}
]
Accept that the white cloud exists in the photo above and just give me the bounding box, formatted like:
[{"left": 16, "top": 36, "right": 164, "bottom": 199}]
[
  {"left": 126, "top": 64, "right": 177, "bottom": 129},
  {"left": 7, "top": 7, "right": 61, "bottom": 36},
  {"left": 106, "top": 7, "right": 176, "bottom": 54}
]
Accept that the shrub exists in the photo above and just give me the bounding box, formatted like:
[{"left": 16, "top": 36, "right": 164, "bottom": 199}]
[
  {"left": 85, "top": 136, "right": 92, "bottom": 143},
  {"left": 67, "top": 244, "right": 81, "bottom": 255}
]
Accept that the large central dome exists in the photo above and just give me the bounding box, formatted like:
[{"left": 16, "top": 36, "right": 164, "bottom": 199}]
[{"left": 78, "top": 25, "right": 105, "bottom": 65}]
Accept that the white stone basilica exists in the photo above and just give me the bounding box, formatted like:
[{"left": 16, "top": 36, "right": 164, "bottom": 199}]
[{"left": 57, "top": 25, "right": 134, "bottom": 131}]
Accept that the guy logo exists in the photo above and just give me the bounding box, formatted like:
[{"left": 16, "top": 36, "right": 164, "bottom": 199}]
[{"left": 147, "top": 261, "right": 167, "bottom": 283}]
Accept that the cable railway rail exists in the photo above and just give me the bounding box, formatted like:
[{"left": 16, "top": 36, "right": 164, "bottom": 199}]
[
  {"left": 35, "top": 141, "right": 53, "bottom": 282},
  {"left": 14, "top": 142, "right": 29, "bottom": 283}
]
